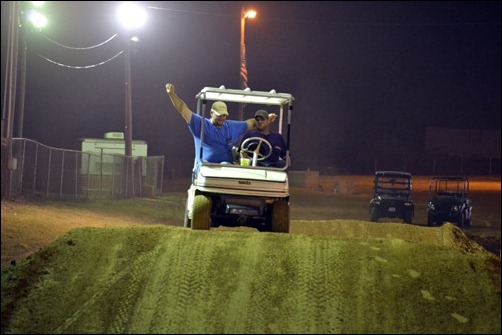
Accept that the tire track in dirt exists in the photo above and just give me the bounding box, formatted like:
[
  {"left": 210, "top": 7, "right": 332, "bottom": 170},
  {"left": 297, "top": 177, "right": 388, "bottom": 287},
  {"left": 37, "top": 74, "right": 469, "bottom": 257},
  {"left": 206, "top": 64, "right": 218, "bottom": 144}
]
[
  {"left": 269, "top": 235, "right": 346, "bottom": 333},
  {"left": 128, "top": 229, "right": 193, "bottom": 333},
  {"left": 275, "top": 235, "right": 315, "bottom": 333},
  {"left": 310, "top": 238, "right": 345, "bottom": 333},
  {"left": 219, "top": 232, "right": 266, "bottom": 333},
  {"left": 53, "top": 228, "right": 164, "bottom": 333},
  {"left": 107, "top": 239, "right": 164, "bottom": 333},
  {"left": 141, "top": 230, "right": 219, "bottom": 333}
]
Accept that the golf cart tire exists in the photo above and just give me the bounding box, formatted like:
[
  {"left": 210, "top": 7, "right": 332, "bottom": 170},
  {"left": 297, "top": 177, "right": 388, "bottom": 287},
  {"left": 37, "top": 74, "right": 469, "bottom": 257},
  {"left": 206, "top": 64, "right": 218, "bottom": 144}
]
[
  {"left": 369, "top": 209, "right": 379, "bottom": 222},
  {"left": 464, "top": 214, "right": 472, "bottom": 227},
  {"left": 271, "top": 200, "right": 290, "bottom": 233},
  {"left": 457, "top": 213, "right": 465, "bottom": 228},
  {"left": 192, "top": 194, "right": 212, "bottom": 230},
  {"left": 403, "top": 210, "right": 413, "bottom": 224}
]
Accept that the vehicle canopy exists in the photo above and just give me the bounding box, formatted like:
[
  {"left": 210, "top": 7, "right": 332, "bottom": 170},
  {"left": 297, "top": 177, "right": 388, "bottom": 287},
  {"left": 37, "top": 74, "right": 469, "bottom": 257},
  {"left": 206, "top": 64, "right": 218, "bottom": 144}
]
[
  {"left": 373, "top": 171, "right": 413, "bottom": 198},
  {"left": 428, "top": 176, "right": 469, "bottom": 198}
]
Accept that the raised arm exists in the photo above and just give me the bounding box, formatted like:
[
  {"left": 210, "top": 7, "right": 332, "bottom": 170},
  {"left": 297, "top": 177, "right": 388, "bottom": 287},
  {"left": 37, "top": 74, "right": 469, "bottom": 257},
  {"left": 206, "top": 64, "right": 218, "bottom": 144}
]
[
  {"left": 245, "top": 112, "right": 278, "bottom": 130},
  {"left": 165, "top": 83, "right": 193, "bottom": 124},
  {"left": 245, "top": 118, "right": 257, "bottom": 130}
]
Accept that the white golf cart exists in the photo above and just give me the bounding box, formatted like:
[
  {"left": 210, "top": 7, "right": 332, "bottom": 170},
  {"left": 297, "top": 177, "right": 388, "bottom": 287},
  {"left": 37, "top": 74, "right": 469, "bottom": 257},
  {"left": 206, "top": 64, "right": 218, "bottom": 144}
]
[{"left": 184, "top": 86, "right": 294, "bottom": 233}]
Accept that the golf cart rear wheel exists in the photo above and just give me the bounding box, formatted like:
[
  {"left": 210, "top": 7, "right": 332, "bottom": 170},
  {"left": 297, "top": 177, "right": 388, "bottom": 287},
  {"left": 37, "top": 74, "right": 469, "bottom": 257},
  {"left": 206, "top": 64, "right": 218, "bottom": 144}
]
[
  {"left": 427, "top": 214, "right": 435, "bottom": 226},
  {"left": 403, "top": 210, "right": 413, "bottom": 224},
  {"left": 192, "top": 195, "right": 212, "bottom": 230},
  {"left": 456, "top": 213, "right": 465, "bottom": 228},
  {"left": 464, "top": 214, "right": 472, "bottom": 227},
  {"left": 271, "top": 200, "right": 290, "bottom": 233}
]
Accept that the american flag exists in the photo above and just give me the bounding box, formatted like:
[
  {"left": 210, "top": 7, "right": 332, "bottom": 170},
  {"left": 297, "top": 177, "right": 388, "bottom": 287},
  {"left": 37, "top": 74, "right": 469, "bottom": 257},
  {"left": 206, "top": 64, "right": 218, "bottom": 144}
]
[{"left": 240, "top": 45, "right": 248, "bottom": 89}]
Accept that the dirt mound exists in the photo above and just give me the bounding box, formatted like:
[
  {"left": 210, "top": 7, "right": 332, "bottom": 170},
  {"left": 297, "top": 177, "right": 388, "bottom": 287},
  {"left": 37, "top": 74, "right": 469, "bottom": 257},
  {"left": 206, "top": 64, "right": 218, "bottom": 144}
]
[
  {"left": 1, "top": 223, "right": 500, "bottom": 334},
  {"left": 291, "top": 220, "right": 490, "bottom": 254}
]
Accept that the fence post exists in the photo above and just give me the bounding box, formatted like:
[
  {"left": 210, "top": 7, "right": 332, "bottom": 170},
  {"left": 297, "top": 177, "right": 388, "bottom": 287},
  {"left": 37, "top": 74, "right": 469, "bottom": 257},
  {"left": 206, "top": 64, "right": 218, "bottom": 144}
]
[
  {"left": 59, "top": 150, "right": 65, "bottom": 199},
  {"left": 46, "top": 149, "right": 52, "bottom": 197},
  {"left": 74, "top": 153, "right": 78, "bottom": 200},
  {"left": 2, "top": 138, "right": 13, "bottom": 199},
  {"left": 18, "top": 139, "right": 27, "bottom": 194}
]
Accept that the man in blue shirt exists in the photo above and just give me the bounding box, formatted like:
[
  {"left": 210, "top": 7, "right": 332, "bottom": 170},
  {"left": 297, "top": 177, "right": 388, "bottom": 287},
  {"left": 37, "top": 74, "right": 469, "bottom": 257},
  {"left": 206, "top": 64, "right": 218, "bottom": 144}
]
[
  {"left": 165, "top": 84, "right": 276, "bottom": 166},
  {"left": 241, "top": 109, "right": 288, "bottom": 168}
]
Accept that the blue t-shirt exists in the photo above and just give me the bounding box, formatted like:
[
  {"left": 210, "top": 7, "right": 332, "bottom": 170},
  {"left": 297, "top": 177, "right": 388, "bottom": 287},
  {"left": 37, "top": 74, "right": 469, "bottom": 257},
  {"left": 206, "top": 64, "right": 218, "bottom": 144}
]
[
  {"left": 188, "top": 114, "right": 248, "bottom": 165},
  {"left": 241, "top": 130, "right": 287, "bottom": 164}
]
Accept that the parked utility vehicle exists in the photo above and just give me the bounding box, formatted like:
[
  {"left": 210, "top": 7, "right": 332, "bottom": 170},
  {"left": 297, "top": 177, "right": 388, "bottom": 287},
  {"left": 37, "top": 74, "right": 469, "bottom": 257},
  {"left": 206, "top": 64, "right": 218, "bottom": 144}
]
[
  {"left": 426, "top": 176, "right": 472, "bottom": 227},
  {"left": 183, "top": 86, "right": 293, "bottom": 233},
  {"left": 369, "top": 171, "right": 414, "bottom": 223}
]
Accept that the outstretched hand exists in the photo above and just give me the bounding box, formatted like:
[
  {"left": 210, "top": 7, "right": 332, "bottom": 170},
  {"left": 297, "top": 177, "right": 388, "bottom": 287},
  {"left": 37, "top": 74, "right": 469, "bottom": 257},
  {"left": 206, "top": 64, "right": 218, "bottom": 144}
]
[{"left": 165, "top": 83, "right": 174, "bottom": 94}]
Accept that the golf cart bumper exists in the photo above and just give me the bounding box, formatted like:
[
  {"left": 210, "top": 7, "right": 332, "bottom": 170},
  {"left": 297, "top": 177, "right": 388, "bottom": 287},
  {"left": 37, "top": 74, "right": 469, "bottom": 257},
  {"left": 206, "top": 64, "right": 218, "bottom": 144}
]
[{"left": 193, "top": 164, "right": 289, "bottom": 197}]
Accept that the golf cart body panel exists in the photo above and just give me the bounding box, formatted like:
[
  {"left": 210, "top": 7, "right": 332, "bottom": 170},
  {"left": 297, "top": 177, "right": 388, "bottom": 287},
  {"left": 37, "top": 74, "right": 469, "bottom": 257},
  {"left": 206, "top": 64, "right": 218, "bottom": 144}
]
[{"left": 195, "top": 164, "right": 288, "bottom": 196}]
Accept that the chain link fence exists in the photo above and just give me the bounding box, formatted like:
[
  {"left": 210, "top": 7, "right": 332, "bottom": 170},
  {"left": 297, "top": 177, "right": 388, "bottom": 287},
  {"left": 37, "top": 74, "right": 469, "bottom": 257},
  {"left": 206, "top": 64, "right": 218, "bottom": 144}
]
[
  {"left": 2, "top": 138, "right": 499, "bottom": 200},
  {"left": 318, "top": 155, "right": 500, "bottom": 176},
  {"left": 128, "top": 154, "right": 500, "bottom": 180},
  {"left": 2, "top": 138, "right": 164, "bottom": 200}
]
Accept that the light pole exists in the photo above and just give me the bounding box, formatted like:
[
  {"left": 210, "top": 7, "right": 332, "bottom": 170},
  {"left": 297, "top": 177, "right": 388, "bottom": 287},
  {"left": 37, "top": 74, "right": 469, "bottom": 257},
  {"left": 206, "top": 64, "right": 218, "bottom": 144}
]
[
  {"left": 238, "top": 8, "right": 256, "bottom": 120},
  {"left": 16, "top": 2, "right": 48, "bottom": 138},
  {"left": 123, "top": 36, "right": 133, "bottom": 157},
  {"left": 117, "top": 3, "right": 146, "bottom": 157},
  {"left": 1, "top": 1, "right": 20, "bottom": 140}
]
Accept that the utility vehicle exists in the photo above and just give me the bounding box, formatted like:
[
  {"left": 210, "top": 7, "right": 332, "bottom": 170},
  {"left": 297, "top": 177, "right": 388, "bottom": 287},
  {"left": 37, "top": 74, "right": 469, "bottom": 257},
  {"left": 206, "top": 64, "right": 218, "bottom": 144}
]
[
  {"left": 183, "top": 86, "right": 293, "bottom": 233},
  {"left": 426, "top": 176, "right": 472, "bottom": 227},
  {"left": 369, "top": 171, "right": 414, "bottom": 223}
]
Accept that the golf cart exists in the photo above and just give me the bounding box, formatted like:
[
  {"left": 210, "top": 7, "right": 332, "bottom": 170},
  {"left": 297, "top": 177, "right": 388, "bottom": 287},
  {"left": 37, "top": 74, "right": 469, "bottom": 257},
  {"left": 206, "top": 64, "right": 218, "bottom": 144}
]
[
  {"left": 426, "top": 176, "right": 472, "bottom": 227},
  {"left": 369, "top": 171, "right": 414, "bottom": 223},
  {"left": 184, "top": 86, "right": 294, "bottom": 233}
]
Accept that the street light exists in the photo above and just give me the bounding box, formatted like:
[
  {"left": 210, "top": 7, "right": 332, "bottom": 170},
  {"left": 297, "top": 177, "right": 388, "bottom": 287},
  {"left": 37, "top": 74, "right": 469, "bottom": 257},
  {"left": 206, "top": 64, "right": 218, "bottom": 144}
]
[
  {"left": 238, "top": 8, "right": 256, "bottom": 120},
  {"left": 117, "top": 2, "right": 146, "bottom": 157}
]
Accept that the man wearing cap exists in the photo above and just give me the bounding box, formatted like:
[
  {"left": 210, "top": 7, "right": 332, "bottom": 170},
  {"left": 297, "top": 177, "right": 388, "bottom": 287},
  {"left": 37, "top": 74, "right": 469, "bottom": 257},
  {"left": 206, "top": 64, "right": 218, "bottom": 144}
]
[
  {"left": 240, "top": 109, "right": 288, "bottom": 168},
  {"left": 165, "top": 83, "right": 276, "bottom": 165}
]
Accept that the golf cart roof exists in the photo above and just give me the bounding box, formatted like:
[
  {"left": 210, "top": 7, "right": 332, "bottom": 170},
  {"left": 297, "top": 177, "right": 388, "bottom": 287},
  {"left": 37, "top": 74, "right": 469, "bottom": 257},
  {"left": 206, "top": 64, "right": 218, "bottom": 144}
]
[
  {"left": 431, "top": 176, "right": 468, "bottom": 181},
  {"left": 374, "top": 171, "right": 412, "bottom": 178},
  {"left": 196, "top": 86, "right": 294, "bottom": 106}
]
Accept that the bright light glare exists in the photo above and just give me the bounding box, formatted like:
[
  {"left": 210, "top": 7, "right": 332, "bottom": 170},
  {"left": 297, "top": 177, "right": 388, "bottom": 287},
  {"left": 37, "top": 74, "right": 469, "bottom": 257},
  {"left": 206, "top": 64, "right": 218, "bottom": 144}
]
[
  {"left": 117, "top": 3, "right": 147, "bottom": 29},
  {"left": 27, "top": 10, "right": 48, "bottom": 28},
  {"left": 30, "top": 1, "right": 45, "bottom": 8},
  {"left": 244, "top": 10, "right": 257, "bottom": 19}
]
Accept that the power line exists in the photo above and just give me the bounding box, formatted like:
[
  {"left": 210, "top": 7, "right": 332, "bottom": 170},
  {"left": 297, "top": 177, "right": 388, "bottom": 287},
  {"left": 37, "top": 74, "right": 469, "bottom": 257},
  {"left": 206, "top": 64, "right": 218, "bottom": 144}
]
[
  {"left": 29, "top": 48, "right": 125, "bottom": 69},
  {"left": 38, "top": 33, "right": 119, "bottom": 50},
  {"left": 26, "top": 31, "right": 123, "bottom": 69}
]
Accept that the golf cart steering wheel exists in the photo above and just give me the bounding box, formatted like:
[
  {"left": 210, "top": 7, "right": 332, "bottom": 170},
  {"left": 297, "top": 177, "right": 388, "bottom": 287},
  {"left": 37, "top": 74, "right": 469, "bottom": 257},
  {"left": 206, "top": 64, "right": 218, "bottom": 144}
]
[{"left": 240, "top": 137, "right": 272, "bottom": 166}]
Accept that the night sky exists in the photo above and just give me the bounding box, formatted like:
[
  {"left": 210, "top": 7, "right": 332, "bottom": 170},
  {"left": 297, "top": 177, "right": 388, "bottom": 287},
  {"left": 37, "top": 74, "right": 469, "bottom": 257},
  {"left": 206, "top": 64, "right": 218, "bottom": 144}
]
[{"left": 1, "top": 1, "right": 500, "bottom": 172}]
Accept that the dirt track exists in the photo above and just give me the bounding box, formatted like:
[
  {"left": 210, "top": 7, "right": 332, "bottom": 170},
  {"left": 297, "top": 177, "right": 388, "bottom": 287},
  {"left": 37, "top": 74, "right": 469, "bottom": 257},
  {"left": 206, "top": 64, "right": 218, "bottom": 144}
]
[
  {"left": 1, "top": 223, "right": 500, "bottom": 334},
  {"left": 1, "top": 176, "right": 500, "bottom": 333}
]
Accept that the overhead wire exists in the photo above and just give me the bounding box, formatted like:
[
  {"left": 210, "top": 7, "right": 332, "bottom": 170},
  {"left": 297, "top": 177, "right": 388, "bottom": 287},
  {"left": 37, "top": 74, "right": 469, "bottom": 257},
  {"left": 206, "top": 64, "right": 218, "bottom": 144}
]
[
  {"left": 28, "top": 32, "right": 123, "bottom": 69},
  {"left": 38, "top": 33, "right": 119, "bottom": 50},
  {"left": 30, "top": 49, "right": 125, "bottom": 69}
]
